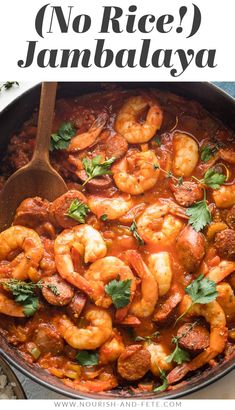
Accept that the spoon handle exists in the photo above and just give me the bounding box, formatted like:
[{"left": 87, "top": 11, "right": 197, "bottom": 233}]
[{"left": 31, "top": 82, "right": 57, "bottom": 165}]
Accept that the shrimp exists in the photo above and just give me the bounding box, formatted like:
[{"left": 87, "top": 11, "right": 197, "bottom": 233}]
[
  {"left": 52, "top": 307, "right": 112, "bottom": 350},
  {"left": 115, "top": 96, "right": 163, "bottom": 143},
  {"left": 126, "top": 250, "right": 158, "bottom": 318},
  {"left": 0, "top": 226, "right": 43, "bottom": 282},
  {"left": 137, "top": 201, "right": 185, "bottom": 245},
  {"left": 172, "top": 132, "right": 199, "bottom": 177},
  {"left": 87, "top": 194, "right": 134, "bottom": 220},
  {"left": 112, "top": 150, "right": 160, "bottom": 195},
  {"left": 54, "top": 225, "right": 106, "bottom": 295},
  {"left": 213, "top": 184, "right": 235, "bottom": 208},
  {"left": 145, "top": 342, "right": 173, "bottom": 376},
  {"left": 219, "top": 148, "right": 235, "bottom": 164},
  {"left": 205, "top": 260, "right": 235, "bottom": 283},
  {"left": 0, "top": 291, "right": 25, "bottom": 317},
  {"left": 99, "top": 329, "right": 125, "bottom": 364},
  {"left": 148, "top": 252, "right": 172, "bottom": 296},
  {"left": 68, "top": 112, "right": 108, "bottom": 152},
  {"left": 153, "top": 283, "right": 184, "bottom": 322},
  {"left": 217, "top": 282, "right": 235, "bottom": 320},
  {"left": 167, "top": 294, "right": 227, "bottom": 384},
  {"left": 84, "top": 256, "right": 136, "bottom": 308}
]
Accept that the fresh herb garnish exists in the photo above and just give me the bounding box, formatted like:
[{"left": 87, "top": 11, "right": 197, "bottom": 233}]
[
  {"left": 153, "top": 369, "right": 169, "bottom": 392},
  {"left": 2, "top": 279, "right": 39, "bottom": 317},
  {"left": 130, "top": 220, "right": 145, "bottom": 245},
  {"left": 186, "top": 191, "right": 211, "bottom": 232},
  {"left": 154, "top": 136, "right": 161, "bottom": 147},
  {"left": 66, "top": 199, "right": 90, "bottom": 223},
  {"left": 135, "top": 331, "right": 160, "bottom": 342},
  {"left": 153, "top": 164, "right": 183, "bottom": 186},
  {"left": 46, "top": 284, "right": 60, "bottom": 296},
  {"left": 166, "top": 336, "right": 190, "bottom": 365},
  {"left": 175, "top": 275, "right": 218, "bottom": 324},
  {"left": 82, "top": 155, "right": 115, "bottom": 185},
  {"left": 193, "top": 167, "right": 226, "bottom": 190},
  {"left": 101, "top": 214, "right": 108, "bottom": 221},
  {"left": 50, "top": 122, "right": 76, "bottom": 151},
  {"left": 76, "top": 350, "right": 99, "bottom": 366},
  {"left": 201, "top": 144, "right": 219, "bottom": 162},
  {"left": 0, "top": 81, "right": 19, "bottom": 92},
  {"left": 105, "top": 279, "right": 132, "bottom": 309}
]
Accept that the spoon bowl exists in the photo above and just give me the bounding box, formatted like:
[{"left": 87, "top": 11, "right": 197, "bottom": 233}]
[{"left": 0, "top": 82, "right": 67, "bottom": 231}]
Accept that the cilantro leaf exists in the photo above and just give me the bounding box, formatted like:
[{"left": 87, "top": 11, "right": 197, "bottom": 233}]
[
  {"left": 201, "top": 145, "right": 219, "bottom": 162},
  {"left": 153, "top": 369, "right": 169, "bottom": 393},
  {"left": 105, "top": 279, "right": 132, "bottom": 309},
  {"left": 186, "top": 274, "right": 218, "bottom": 304},
  {"left": 201, "top": 168, "right": 226, "bottom": 190},
  {"left": 76, "top": 350, "right": 99, "bottom": 366},
  {"left": 166, "top": 339, "right": 190, "bottom": 365},
  {"left": 66, "top": 199, "right": 90, "bottom": 223},
  {"left": 82, "top": 155, "right": 115, "bottom": 185},
  {"left": 130, "top": 221, "right": 145, "bottom": 245},
  {"left": 50, "top": 122, "right": 76, "bottom": 151},
  {"left": 23, "top": 297, "right": 39, "bottom": 317},
  {"left": 186, "top": 198, "right": 211, "bottom": 232}
]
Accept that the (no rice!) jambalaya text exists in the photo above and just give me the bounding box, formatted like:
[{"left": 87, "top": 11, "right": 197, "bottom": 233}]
[{"left": 0, "top": 87, "right": 235, "bottom": 395}]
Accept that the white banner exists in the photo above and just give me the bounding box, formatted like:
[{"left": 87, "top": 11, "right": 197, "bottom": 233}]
[{"left": 0, "top": 0, "right": 234, "bottom": 80}]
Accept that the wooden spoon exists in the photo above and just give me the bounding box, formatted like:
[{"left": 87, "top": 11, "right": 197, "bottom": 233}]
[{"left": 0, "top": 82, "right": 68, "bottom": 231}]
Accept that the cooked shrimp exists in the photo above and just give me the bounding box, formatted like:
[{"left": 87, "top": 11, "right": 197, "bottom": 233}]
[
  {"left": 54, "top": 225, "right": 106, "bottom": 295},
  {"left": 112, "top": 150, "right": 160, "bottom": 195},
  {"left": 148, "top": 252, "right": 172, "bottom": 296},
  {"left": 219, "top": 148, "right": 235, "bottom": 164},
  {"left": 52, "top": 307, "right": 112, "bottom": 350},
  {"left": 0, "top": 291, "right": 25, "bottom": 317},
  {"left": 99, "top": 329, "right": 125, "bottom": 364},
  {"left": 115, "top": 96, "right": 163, "bottom": 143},
  {"left": 172, "top": 132, "right": 199, "bottom": 177},
  {"left": 145, "top": 342, "right": 173, "bottom": 376},
  {"left": 213, "top": 184, "right": 235, "bottom": 208},
  {"left": 206, "top": 260, "right": 235, "bottom": 283},
  {"left": 137, "top": 201, "right": 185, "bottom": 245},
  {"left": 126, "top": 250, "right": 158, "bottom": 318},
  {"left": 217, "top": 282, "right": 235, "bottom": 320},
  {"left": 167, "top": 295, "right": 227, "bottom": 384},
  {"left": 87, "top": 194, "right": 133, "bottom": 220},
  {"left": 0, "top": 226, "right": 43, "bottom": 282},
  {"left": 84, "top": 256, "right": 136, "bottom": 308},
  {"left": 153, "top": 283, "right": 184, "bottom": 322},
  {"left": 68, "top": 112, "right": 108, "bottom": 152}
]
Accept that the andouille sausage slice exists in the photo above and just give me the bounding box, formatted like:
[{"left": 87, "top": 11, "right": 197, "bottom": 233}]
[
  {"left": 13, "top": 197, "right": 50, "bottom": 228},
  {"left": 33, "top": 323, "right": 64, "bottom": 354},
  {"left": 170, "top": 181, "right": 203, "bottom": 207},
  {"left": 105, "top": 133, "right": 128, "bottom": 160},
  {"left": 117, "top": 345, "right": 151, "bottom": 381},
  {"left": 177, "top": 323, "right": 210, "bottom": 352},
  {"left": 66, "top": 291, "right": 87, "bottom": 319},
  {"left": 76, "top": 170, "right": 113, "bottom": 193},
  {"left": 49, "top": 190, "right": 88, "bottom": 229},
  {"left": 42, "top": 274, "right": 74, "bottom": 306},
  {"left": 214, "top": 229, "right": 235, "bottom": 261},
  {"left": 176, "top": 225, "right": 206, "bottom": 272}
]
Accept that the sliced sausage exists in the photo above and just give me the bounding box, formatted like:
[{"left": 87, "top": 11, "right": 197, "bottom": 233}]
[
  {"left": 226, "top": 205, "right": 235, "bottom": 229},
  {"left": 117, "top": 345, "right": 151, "bottom": 381},
  {"left": 49, "top": 190, "right": 88, "bottom": 229},
  {"left": 13, "top": 197, "right": 50, "bottom": 228},
  {"left": 154, "top": 284, "right": 184, "bottom": 323},
  {"left": 176, "top": 225, "right": 206, "bottom": 272},
  {"left": 76, "top": 170, "right": 113, "bottom": 193},
  {"left": 170, "top": 181, "right": 203, "bottom": 207},
  {"left": 66, "top": 291, "right": 87, "bottom": 319},
  {"left": 33, "top": 323, "right": 64, "bottom": 354},
  {"left": 41, "top": 274, "right": 74, "bottom": 306},
  {"left": 105, "top": 133, "right": 128, "bottom": 160},
  {"left": 214, "top": 229, "right": 235, "bottom": 261},
  {"left": 177, "top": 323, "right": 210, "bottom": 352}
]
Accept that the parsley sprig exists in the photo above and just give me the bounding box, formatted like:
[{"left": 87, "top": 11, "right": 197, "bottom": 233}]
[
  {"left": 50, "top": 122, "right": 76, "bottom": 151},
  {"left": 186, "top": 190, "right": 211, "bottom": 232},
  {"left": 105, "top": 279, "right": 132, "bottom": 309},
  {"left": 153, "top": 369, "right": 169, "bottom": 392},
  {"left": 175, "top": 275, "right": 218, "bottom": 325},
  {"left": 166, "top": 336, "right": 190, "bottom": 365},
  {"left": 193, "top": 167, "right": 226, "bottom": 190},
  {"left": 200, "top": 144, "right": 219, "bottom": 162},
  {"left": 76, "top": 350, "right": 99, "bottom": 366},
  {"left": 82, "top": 155, "right": 115, "bottom": 185},
  {"left": 66, "top": 199, "right": 90, "bottom": 223}
]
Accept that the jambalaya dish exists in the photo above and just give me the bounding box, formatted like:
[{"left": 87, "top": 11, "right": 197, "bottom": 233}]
[{"left": 0, "top": 87, "right": 235, "bottom": 394}]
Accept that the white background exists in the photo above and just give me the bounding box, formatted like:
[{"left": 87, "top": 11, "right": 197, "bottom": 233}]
[{"left": 0, "top": 0, "right": 234, "bottom": 80}]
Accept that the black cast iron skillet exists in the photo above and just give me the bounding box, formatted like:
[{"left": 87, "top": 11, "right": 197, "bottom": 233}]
[{"left": 0, "top": 82, "right": 234, "bottom": 399}]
